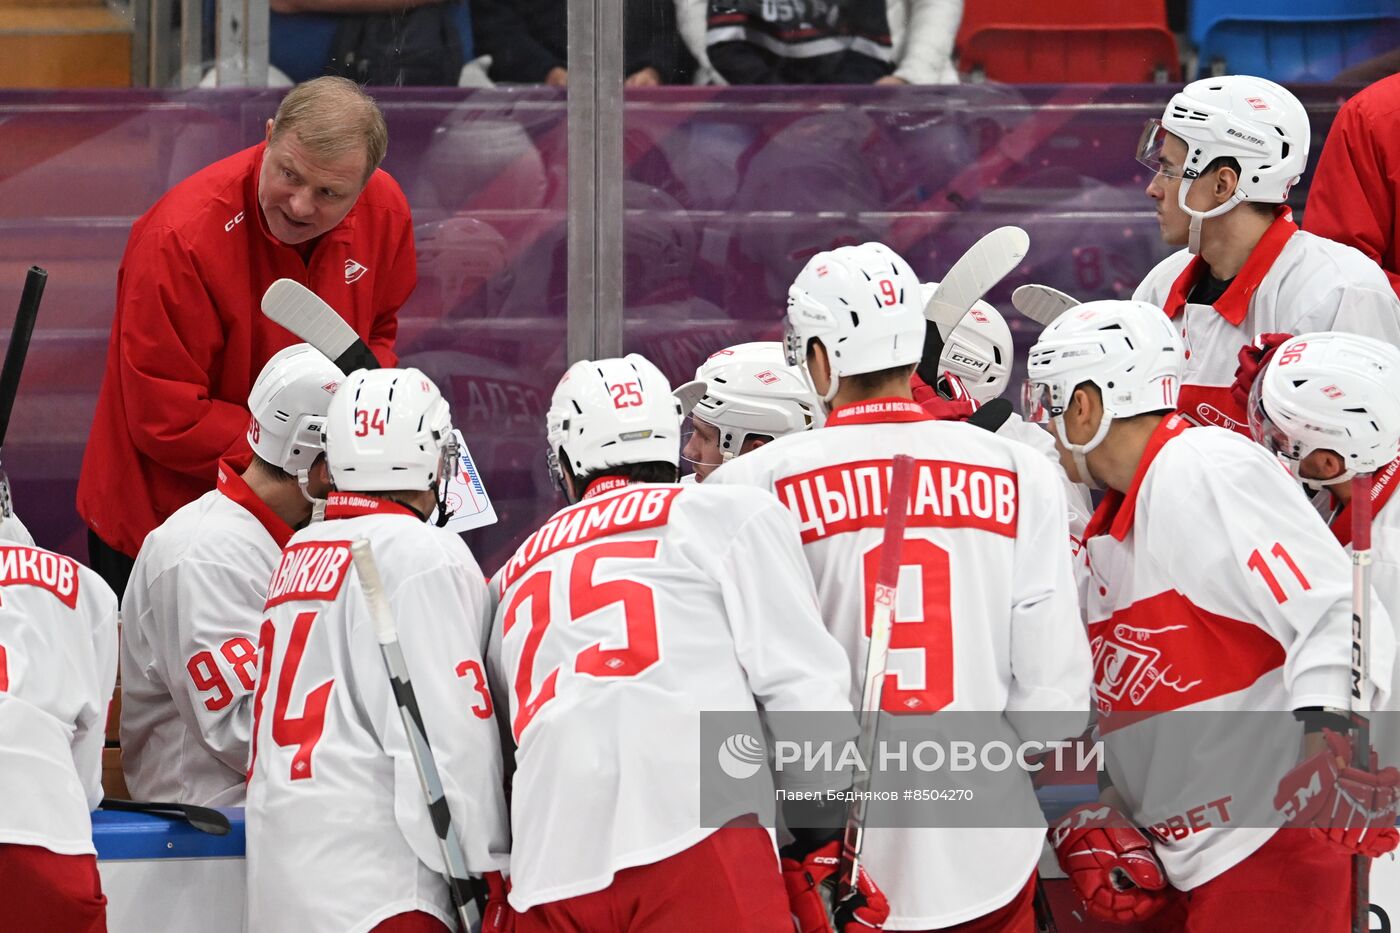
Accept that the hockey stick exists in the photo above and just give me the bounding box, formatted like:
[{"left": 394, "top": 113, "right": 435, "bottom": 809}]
[
  {"left": 99, "top": 797, "right": 231, "bottom": 835},
  {"left": 1010, "top": 284, "right": 1079, "bottom": 327},
  {"left": 261, "top": 279, "right": 381, "bottom": 374},
  {"left": 918, "top": 227, "right": 1029, "bottom": 387},
  {"left": 836, "top": 453, "right": 916, "bottom": 903},
  {"left": 350, "top": 539, "right": 480, "bottom": 932},
  {"left": 1351, "top": 471, "right": 1375, "bottom": 933},
  {"left": 0, "top": 266, "right": 47, "bottom": 522}
]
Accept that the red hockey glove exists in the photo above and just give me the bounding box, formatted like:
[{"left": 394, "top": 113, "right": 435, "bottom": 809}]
[
  {"left": 1274, "top": 729, "right": 1400, "bottom": 858},
  {"left": 1049, "top": 804, "right": 1169, "bottom": 923},
  {"left": 910, "top": 371, "right": 976, "bottom": 422},
  {"left": 1229, "top": 332, "right": 1292, "bottom": 411},
  {"left": 781, "top": 840, "right": 890, "bottom": 932},
  {"left": 481, "top": 871, "right": 515, "bottom": 933}
]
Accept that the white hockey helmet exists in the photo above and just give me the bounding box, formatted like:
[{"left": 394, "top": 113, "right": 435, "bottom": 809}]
[
  {"left": 785, "top": 241, "right": 924, "bottom": 403},
  {"left": 546, "top": 353, "right": 682, "bottom": 492},
  {"left": 247, "top": 343, "right": 342, "bottom": 474},
  {"left": 1137, "top": 75, "right": 1309, "bottom": 252},
  {"left": 921, "top": 282, "right": 1013, "bottom": 404},
  {"left": 324, "top": 368, "right": 458, "bottom": 504},
  {"left": 1248, "top": 332, "right": 1400, "bottom": 487},
  {"left": 674, "top": 342, "right": 820, "bottom": 461},
  {"left": 1023, "top": 300, "right": 1184, "bottom": 487}
]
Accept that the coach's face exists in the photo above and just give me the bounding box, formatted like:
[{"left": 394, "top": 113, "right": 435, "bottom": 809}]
[{"left": 258, "top": 120, "right": 369, "bottom": 246}]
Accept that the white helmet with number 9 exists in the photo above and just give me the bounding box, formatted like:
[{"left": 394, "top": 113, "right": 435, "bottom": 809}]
[
  {"left": 1249, "top": 332, "right": 1400, "bottom": 487},
  {"left": 547, "top": 354, "right": 682, "bottom": 498},
  {"left": 921, "top": 282, "right": 1012, "bottom": 403},
  {"left": 1023, "top": 300, "right": 1184, "bottom": 488},
  {"left": 324, "top": 369, "right": 459, "bottom": 523},
  {"left": 785, "top": 241, "right": 924, "bottom": 403}
]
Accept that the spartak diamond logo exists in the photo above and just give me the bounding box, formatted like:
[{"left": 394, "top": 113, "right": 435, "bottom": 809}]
[
  {"left": 1245, "top": 97, "right": 1269, "bottom": 111},
  {"left": 1322, "top": 385, "right": 1344, "bottom": 400},
  {"left": 754, "top": 370, "right": 779, "bottom": 385}
]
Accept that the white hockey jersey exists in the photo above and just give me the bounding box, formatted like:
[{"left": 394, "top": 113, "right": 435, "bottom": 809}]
[
  {"left": 1081, "top": 415, "right": 1396, "bottom": 890},
  {"left": 1134, "top": 211, "right": 1400, "bottom": 435},
  {"left": 709, "top": 397, "right": 1092, "bottom": 930},
  {"left": 0, "top": 544, "right": 117, "bottom": 855},
  {"left": 997, "top": 414, "right": 1093, "bottom": 564},
  {"left": 0, "top": 511, "right": 34, "bottom": 546},
  {"left": 488, "top": 478, "right": 854, "bottom": 913},
  {"left": 121, "top": 461, "right": 293, "bottom": 805},
  {"left": 245, "top": 494, "right": 509, "bottom": 933}
]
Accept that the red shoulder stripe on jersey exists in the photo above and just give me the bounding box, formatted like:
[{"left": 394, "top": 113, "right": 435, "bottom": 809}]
[
  {"left": 324, "top": 492, "right": 419, "bottom": 521},
  {"left": 1329, "top": 456, "right": 1400, "bottom": 547},
  {"left": 1090, "top": 589, "right": 1285, "bottom": 732},
  {"left": 1084, "top": 414, "right": 1192, "bottom": 542},
  {"left": 775, "top": 457, "right": 1018, "bottom": 544},
  {"left": 1162, "top": 207, "right": 1297, "bottom": 325},
  {"left": 0, "top": 546, "right": 79, "bottom": 609},
  {"left": 217, "top": 458, "right": 294, "bottom": 548},
  {"left": 265, "top": 540, "right": 353, "bottom": 608},
  {"left": 824, "top": 397, "right": 932, "bottom": 427},
  {"left": 501, "top": 487, "right": 681, "bottom": 590}
]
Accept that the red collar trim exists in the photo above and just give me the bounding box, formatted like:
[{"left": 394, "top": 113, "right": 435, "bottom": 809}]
[
  {"left": 1084, "top": 414, "right": 1192, "bottom": 542},
  {"left": 1162, "top": 207, "right": 1297, "bottom": 325},
  {"left": 1330, "top": 457, "right": 1400, "bottom": 547},
  {"left": 324, "top": 492, "right": 420, "bottom": 521},
  {"left": 825, "top": 397, "right": 933, "bottom": 427},
  {"left": 217, "top": 459, "right": 294, "bottom": 548},
  {"left": 583, "top": 476, "right": 631, "bottom": 499}
]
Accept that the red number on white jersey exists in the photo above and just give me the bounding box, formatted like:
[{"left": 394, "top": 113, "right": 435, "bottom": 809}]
[
  {"left": 0, "top": 643, "right": 7, "bottom": 692},
  {"left": 221, "top": 636, "right": 259, "bottom": 690},
  {"left": 187, "top": 650, "right": 234, "bottom": 711},
  {"left": 861, "top": 538, "right": 954, "bottom": 713},
  {"left": 609, "top": 382, "right": 644, "bottom": 409},
  {"left": 248, "top": 611, "right": 334, "bottom": 781},
  {"left": 455, "top": 659, "right": 493, "bottom": 720},
  {"left": 354, "top": 408, "right": 387, "bottom": 437},
  {"left": 878, "top": 279, "right": 898, "bottom": 306},
  {"left": 502, "top": 540, "right": 661, "bottom": 741},
  {"left": 1247, "top": 542, "right": 1312, "bottom": 604}
]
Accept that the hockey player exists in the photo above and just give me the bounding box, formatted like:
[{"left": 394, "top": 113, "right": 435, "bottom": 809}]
[
  {"left": 1133, "top": 75, "right": 1400, "bottom": 434},
  {"left": 0, "top": 533, "right": 117, "bottom": 932},
  {"left": 245, "top": 368, "right": 510, "bottom": 933},
  {"left": 490, "top": 353, "right": 887, "bottom": 932},
  {"left": 1024, "top": 300, "right": 1395, "bottom": 929},
  {"left": 709, "top": 243, "right": 1092, "bottom": 931},
  {"left": 121, "top": 343, "right": 341, "bottom": 806},
  {"left": 676, "top": 341, "right": 820, "bottom": 482}
]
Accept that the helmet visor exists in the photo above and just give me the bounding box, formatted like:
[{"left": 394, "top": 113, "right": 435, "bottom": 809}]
[
  {"left": 1247, "top": 375, "right": 1300, "bottom": 463},
  {"left": 1021, "top": 380, "right": 1054, "bottom": 425},
  {"left": 1136, "top": 120, "right": 1187, "bottom": 179},
  {"left": 680, "top": 414, "right": 726, "bottom": 470}
]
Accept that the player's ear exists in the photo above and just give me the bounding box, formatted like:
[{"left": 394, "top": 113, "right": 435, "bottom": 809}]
[
  {"left": 264, "top": 118, "right": 276, "bottom": 143},
  {"left": 1306, "top": 449, "right": 1348, "bottom": 483},
  {"left": 1212, "top": 162, "right": 1240, "bottom": 204}
]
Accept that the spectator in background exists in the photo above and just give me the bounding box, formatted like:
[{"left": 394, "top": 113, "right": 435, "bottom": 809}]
[
  {"left": 678, "top": 0, "right": 962, "bottom": 85},
  {"left": 1304, "top": 71, "right": 1400, "bottom": 300},
  {"left": 76, "top": 77, "right": 412, "bottom": 597},
  {"left": 472, "top": 0, "right": 693, "bottom": 86},
  {"left": 269, "top": 0, "right": 474, "bottom": 85}
]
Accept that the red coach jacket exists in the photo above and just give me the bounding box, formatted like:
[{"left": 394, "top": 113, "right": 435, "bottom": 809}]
[
  {"left": 77, "top": 142, "right": 413, "bottom": 558},
  {"left": 1304, "top": 72, "right": 1400, "bottom": 300}
]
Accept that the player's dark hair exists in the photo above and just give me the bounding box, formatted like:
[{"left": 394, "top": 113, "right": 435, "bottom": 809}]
[
  {"left": 1201, "top": 155, "right": 1279, "bottom": 217},
  {"left": 846, "top": 363, "right": 917, "bottom": 394},
  {"left": 249, "top": 453, "right": 297, "bottom": 483},
  {"left": 576, "top": 461, "right": 679, "bottom": 488}
]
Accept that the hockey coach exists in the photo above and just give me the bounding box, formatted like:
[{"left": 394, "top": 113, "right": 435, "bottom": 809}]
[{"left": 77, "top": 76, "right": 413, "bottom": 595}]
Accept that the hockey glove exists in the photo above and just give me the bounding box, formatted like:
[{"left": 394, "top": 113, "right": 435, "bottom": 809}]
[
  {"left": 481, "top": 871, "right": 515, "bottom": 933},
  {"left": 781, "top": 840, "right": 890, "bottom": 932},
  {"left": 910, "top": 371, "right": 976, "bottom": 422},
  {"left": 1049, "top": 803, "right": 1170, "bottom": 923},
  {"left": 1229, "top": 332, "right": 1292, "bottom": 412},
  {"left": 1274, "top": 728, "right": 1400, "bottom": 858}
]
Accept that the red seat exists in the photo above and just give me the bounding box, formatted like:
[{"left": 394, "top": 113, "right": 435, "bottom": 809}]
[{"left": 956, "top": 0, "right": 1182, "bottom": 83}]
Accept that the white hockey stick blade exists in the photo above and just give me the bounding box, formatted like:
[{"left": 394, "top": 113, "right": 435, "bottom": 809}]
[
  {"left": 432, "top": 429, "right": 499, "bottom": 533},
  {"left": 261, "top": 279, "right": 379, "bottom": 373},
  {"left": 924, "top": 226, "right": 1030, "bottom": 335},
  {"left": 1011, "top": 284, "right": 1080, "bottom": 326},
  {"left": 350, "top": 538, "right": 398, "bottom": 646}
]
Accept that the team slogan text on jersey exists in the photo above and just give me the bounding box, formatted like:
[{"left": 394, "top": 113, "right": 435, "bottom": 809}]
[
  {"left": 265, "top": 541, "right": 354, "bottom": 608},
  {"left": 0, "top": 546, "right": 79, "bottom": 608},
  {"left": 776, "top": 458, "right": 1018, "bottom": 543}
]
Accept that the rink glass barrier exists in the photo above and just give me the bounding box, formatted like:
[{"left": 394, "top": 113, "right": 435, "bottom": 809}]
[{"left": 0, "top": 84, "right": 1358, "bottom": 574}]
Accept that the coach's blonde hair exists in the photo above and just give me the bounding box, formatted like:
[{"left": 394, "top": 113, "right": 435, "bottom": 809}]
[{"left": 269, "top": 77, "right": 388, "bottom": 185}]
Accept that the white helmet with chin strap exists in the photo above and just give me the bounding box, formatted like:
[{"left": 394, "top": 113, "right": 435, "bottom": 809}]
[
  {"left": 785, "top": 241, "right": 924, "bottom": 403},
  {"left": 247, "top": 343, "right": 343, "bottom": 517},
  {"left": 921, "top": 282, "right": 1013, "bottom": 403},
  {"left": 1248, "top": 332, "right": 1400, "bottom": 488},
  {"left": 1136, "top": 75, "right": 1309, "bottom": 254},
  {"left": 324, "top": 368, "right": 460, "bottom": 525},
  {"left": 546, "top": 353, "right": 682, "bottom": 500},
  {"left": 674, "top": 342, "right": 820, "bottom": 465},
  {"left": 1023, "top": 300, "right": 1185, "bottom": 489}
]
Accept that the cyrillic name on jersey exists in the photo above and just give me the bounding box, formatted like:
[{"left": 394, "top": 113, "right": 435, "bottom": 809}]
[
  {"left": 775, "top": 458, "right": 1018, "bottom": 544},
  {"left": 265, "top": 540, "right": 353, "bottom": 608},
  {"left": 501, "top": 487, "right": 679, "bottom": 590},
  {"left": 0, "top": 546, "right": 79, "bottom": 609}
]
